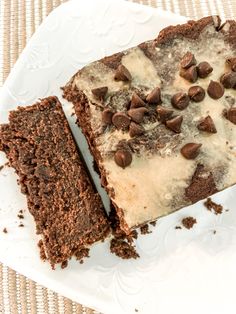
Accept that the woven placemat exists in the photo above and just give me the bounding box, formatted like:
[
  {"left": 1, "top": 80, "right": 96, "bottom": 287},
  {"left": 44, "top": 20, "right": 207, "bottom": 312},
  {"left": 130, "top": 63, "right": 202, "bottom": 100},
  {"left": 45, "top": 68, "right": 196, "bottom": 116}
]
[{"left": 0, "top": 0, "right": 235, "bottom": 313}]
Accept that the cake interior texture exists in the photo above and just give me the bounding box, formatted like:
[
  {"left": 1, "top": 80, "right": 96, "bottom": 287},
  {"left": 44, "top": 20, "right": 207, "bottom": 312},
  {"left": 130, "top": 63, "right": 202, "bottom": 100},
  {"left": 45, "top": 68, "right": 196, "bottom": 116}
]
[
  {"left": 63, "top": 16, "right": 236, "bottom": 234},
  {"left": 0, "top": 96, "right": 110, "bottom": 267}
]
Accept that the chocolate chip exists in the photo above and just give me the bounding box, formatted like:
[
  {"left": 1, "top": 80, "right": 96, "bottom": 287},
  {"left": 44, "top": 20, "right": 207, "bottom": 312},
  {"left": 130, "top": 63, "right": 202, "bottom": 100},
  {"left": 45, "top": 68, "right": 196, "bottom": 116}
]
[
  {"left": 181, "top": 143, "right": 202, "bottom": 160},
  {"left": 207, "top": 80, "right": 224, "bottom": 99},
  {"left": 220, "top": 71, "right": 236, "bottom": 89},
  {"left": 91, "top": 86, "right": 108, "bottom": 100},
  {"left": 114, "top": 65, "right": 132, "bottom": 81},
  {"left": 188, "top": 86, "right": 205, "bottom": 102},
  {"left": 114, "top": 149, "right": 132, "bottom": 168},
  {"left": 166, "top": 115, "right": 183, "bottom": 133},
  {"left": 226, "top": 57, "right": 236, "bottom": 72},
  {"left": 197, "top": 62, "right": 213, "bottom": 78},
  {"left": 224, "top": 107, "right": 236, "bottom": 124},
  {"left": 127, "top": 107, "right": 148, "bottom": 123},
  {"left": 197, "top": 115, "right": 217, "bottom": 133},
  {"left": 171, "top": 92, "right": 190, "bottom": 110},
  {"left": 179, "top": 66, "right": 198, "bottom": 83},
  {"left": 130, "top": 92, "right": 146, "bottom": 109},
  {"left": 156, "top": 106, "right": 173, "bottom": 122},
  {"left": 112, "top": 112, "right": 131, "bottom": 130},
  {"left": 102, "top": 108, "right": 114, "bottom": 125},
  {"left": 129, "top": 122, "right": 145, "bottom": 137},
  {"left": 180, "top": 52, "right": 197, "bottom": 69},
  {"left": 146, "top": 87, "right": 161, "bottom": 105}
]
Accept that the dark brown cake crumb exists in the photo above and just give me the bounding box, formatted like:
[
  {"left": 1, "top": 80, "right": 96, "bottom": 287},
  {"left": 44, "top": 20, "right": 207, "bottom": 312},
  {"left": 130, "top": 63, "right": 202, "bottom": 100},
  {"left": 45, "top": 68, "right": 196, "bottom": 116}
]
[
  {"left": 130, "top": 229, "right": 138, "bottom": 240},
  {"left": 0, "top": 162, "right": 10, "bottom": 172},
  {"left": 204, "top": 198, "right": 223, "bottom": 215},
  {"left": 74, "top": 247, "right": 89, "bottom": 261},
  {"left": 182, "top": 217, "right": 197, "bottom": 229},
  {"left": 18, "top": 223, "right": 24, "bottom": 227},
  {"left": 61, "top": 260, "right": 68, "bottom": 269},
  {"left": 110, "top": 238, "right": 139, "bottom": 259},
  {"left": 135, "top": 309, "right": 138, "bottom": 312},
  {"left": 17, "top": 214, "right": 24, "bottom": 219},
  {"left": 175, "top": 226, "right": 182, "bottom": 230},
  {"left": 150, "top": 221, "right": 156, "bottom": 227},
  {"left": 38, "top": 240, "right": 47, "bottom": 261},
  {"left": 213, "top": 230, "right": 216, "bottom": 234},
  {"left": 3, "top": 228, "right": 7, "bottom": 233},
  {"left": 140, "top": 224, "right": 151, "bottom": 235}
]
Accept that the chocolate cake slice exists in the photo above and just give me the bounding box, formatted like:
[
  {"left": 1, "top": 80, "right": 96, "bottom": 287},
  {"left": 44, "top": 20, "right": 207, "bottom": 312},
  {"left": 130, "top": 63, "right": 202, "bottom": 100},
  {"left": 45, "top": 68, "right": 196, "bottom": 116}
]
[
  {"left": 63, "top": 17, "right": 236, "bottom": 234},
  {"left": 0, "top": 96, "right": 110, "bottom": 268}
]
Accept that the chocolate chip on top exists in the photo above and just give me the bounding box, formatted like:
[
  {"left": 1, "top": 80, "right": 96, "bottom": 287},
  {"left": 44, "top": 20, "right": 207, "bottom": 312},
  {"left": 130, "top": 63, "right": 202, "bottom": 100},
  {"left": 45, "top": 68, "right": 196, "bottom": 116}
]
[
  {"left": 102, "top": 108, "right": 114, "bottom": 125},
  {"left": 197, "top": 115, "right": 217, "bottom": 133},
  {"left": 146, "top": 87, "right": 161, "bottom": 105},
  {"left": 129, "top": 122, "right": 145, "bottom": 138},
  {"left": 130, "top": 92, "right": 146, "bottom": 109},
  {"left": 112, "top": 112, "right": 131, "bottom": 130},
  {"left": 171, "top": 92, "right": 190, "bottom": 110},
  {"left": 166, "top": 115, "right": 183, "bottom": 133},
  {"left": 223, "top": 107, "right": 236, "bottom": 125},
  {"left": 207, "top": 80, "right": 224, "bottom": 99},
  {"left": 188, "top": 86, "right": 205, "bottom": 102},
  {"left": 91, "top": 86, "right": 108, "bottom": 100},
  {"left": 197, "top": 61, "right": 213, "bottom": 78},
  {"left": 220, "top": 71, "right": 236, "bottom": 89},
  {"left": 180, "top": 52, "right": 197, "bottom": 69},
  {"left": 179, "top": 65, "right": 198, "bottom": 83},
  {"left": 127, "top": 107, "right": 148, "bottom": 124},
  {"left": 156, "top": 106, "right": 173, "bottom": 122},
  {"left": 114, "top": 64, "right": 132, "bottom": 82},
  {"left": 114, "top": 149, "right": 132, "bottom": 168},
  {"left": 181, "top": 143, "right": 202, "bottom": 159},
  {"left": 226, "top": 57, "right": 236, "bottom": 72}
]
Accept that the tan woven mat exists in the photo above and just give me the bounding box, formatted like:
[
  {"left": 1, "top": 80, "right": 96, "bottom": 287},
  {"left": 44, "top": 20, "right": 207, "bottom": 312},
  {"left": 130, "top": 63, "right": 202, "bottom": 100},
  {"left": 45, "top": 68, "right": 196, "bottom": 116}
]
[{"left": 0, "top": 0, "right": 235, "bottom": 313}]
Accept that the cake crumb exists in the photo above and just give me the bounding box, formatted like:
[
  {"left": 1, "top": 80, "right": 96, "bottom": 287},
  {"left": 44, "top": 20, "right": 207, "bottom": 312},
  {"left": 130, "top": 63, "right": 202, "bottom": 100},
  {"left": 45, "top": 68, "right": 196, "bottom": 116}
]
[
  {"left": 175, "top": 226, "right": 182, "bottom": 230},
  {"left": 18, "top": 223, "right": 24, "bottom": 227},
  {"left": 17, "top": 214, "right": 24, "bottom": 219},
  {"left": 204, "top": 198, "right": 223, "bottom": 215},
  {"left": 135, "top": 309, "right": 138, "bottom": 312},
  {"left": 213, "top": 230, "right": 216, "bottom": 234},
  {"left": 79, "top": 260, "right": 84, "bottom": 264},
  {"left": 3, "top": 228, "right": 7, "bottom": 233},
  {"left": 130, "top": 229, "right": 138, "bottom": 240},
  {"left": 74, "top": 247, "right": 89, "bottom": 261},
  {"left": 0, "top": 162, "right": 10, "bottom": 172},
  {"left": 182, "top": 217, "right": 197, "bottom": 229},
  {"left": 150, "top": 221, "right": 156, "bottom": 227},
  {"left": 140, "top": 224, "right": 151, "bottom": 235},
  {"left": 110, "top": 238, "right": 139, "bottom": 259},
  {"left": 19, "top": 209, "right": 23, "bottom": 214},
  {"left": 61, "top": 260, "right": 68, "bottom": 269},
  {"left": 38, "top": 240, "right": 47, "bottom": 261}
]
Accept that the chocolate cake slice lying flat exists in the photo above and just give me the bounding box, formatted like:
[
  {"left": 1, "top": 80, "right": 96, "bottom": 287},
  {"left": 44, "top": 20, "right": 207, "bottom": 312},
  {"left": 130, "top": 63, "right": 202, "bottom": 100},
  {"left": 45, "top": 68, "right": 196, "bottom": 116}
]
[
  {"left": 63, "top": 17, "right": 236, "bottom": 234},
  {"left": 0, "top": 96, "right": 110, "bottom": 268}
]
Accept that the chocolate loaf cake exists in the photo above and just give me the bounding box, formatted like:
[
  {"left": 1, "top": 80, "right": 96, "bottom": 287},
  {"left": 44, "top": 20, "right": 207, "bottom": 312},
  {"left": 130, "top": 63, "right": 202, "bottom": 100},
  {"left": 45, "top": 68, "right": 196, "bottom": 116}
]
[
  {"left": 63, "top": 16, "right": 236, "bottom": 234},
  {"left": 0, "top": 96, "right": 110, "bottom": 268}
]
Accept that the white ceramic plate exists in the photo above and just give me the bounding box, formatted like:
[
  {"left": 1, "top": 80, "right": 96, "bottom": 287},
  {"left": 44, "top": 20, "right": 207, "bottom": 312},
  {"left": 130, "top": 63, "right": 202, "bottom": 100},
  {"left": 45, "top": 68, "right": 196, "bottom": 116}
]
[{"left": 0, "top": 1, "right": 236, "bottom": 313}]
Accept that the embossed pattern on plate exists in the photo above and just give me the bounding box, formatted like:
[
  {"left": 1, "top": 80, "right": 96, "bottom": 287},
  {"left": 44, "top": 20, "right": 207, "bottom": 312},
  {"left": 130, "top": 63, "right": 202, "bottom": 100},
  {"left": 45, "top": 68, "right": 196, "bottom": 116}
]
[{"left": 0, "top": 1, "right": 236, "bottom": 313}]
